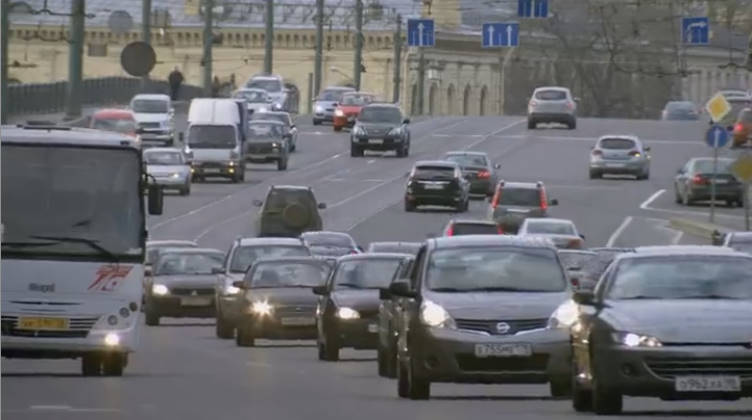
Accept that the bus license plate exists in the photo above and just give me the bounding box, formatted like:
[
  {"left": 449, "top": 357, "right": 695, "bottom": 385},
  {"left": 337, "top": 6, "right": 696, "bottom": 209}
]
[
  {"left": 17, "top": 317, "right": 69, "bottom": 330},
  {"left": 675, "top": 376, "right": 741, "bottom": 392}
]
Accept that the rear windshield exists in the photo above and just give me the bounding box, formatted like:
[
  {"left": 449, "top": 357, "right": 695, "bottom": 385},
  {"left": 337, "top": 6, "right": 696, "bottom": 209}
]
[
  {"left": 188, "top": 125, "right": 236, "bottom": 148},
  {"left": 144, "top": 151, "right": 183, "bottom": 165},
  {"left": 303, "top": 233, "right": 352, "bottom": 247},
  {"left": 525, "top": 221, "right": 576, "bottom": 235},
  {"left": 264, "top": 189, "right": 315, "bottom": 211},
  {"left": 498, "top": 187, "right": 540, "bottom": 206},
  {"left": 342, "top": 94, "right": 374, "bottom": 106},
  {"left": 444, "top": 154, "right": 488, "bottom": 168},
  {"left": 235, "top": 90, "right": 268, "bottom": 103},
  {"left": 368, "top": 243, "right": 421, "bottom": 254},
  {"left": 229, "top": 245, "right": 311, "bottom": 273},
  {"left": 319, "top": 89, "right": 350, "bottom": 101},
  {"left": 535, "top": 90, "right": 567, "bottom": 100},
  {"left": 599, "top": 138, "right": 635, "bottom": 150},
  {"left": 246, "top": 79, "right": 282, "bottom": 92},
  {"left": 413, "top": 166, "right": 455, "bottom": 179},
  {"left": 92, "top": 118, "right": 136, "bottom": 133},
  {"left": 451, "top": 223, "right": 499, "bottom": 235},
  {"left": 559, "top": 252, "right": 598, "bottom": 271},
  {"left": 665, "top": 102, "right": 694, "bottom": 111}
]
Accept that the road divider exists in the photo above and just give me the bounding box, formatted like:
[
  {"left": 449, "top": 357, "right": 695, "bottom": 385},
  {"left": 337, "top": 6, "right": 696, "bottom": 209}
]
[{"left": 668, "top": 217, "right": 728, "bottom": 242}]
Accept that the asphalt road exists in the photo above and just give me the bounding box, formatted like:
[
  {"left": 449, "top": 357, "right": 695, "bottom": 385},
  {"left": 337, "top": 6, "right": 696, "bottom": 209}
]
[{"left": 3, "top": 114, "right": 751, "bottom": 419}]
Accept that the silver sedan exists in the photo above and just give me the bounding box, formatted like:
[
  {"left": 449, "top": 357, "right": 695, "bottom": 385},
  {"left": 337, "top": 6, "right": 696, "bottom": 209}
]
[{"left": 143, "top": 147, "right": 192, "bottom": 195}]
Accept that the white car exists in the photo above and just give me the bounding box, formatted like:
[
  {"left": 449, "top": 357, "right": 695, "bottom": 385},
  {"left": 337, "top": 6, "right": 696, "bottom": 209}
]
[
  {"left": 233, "top": 88, "right": 272, "bottom": 115},
  {"left": 130, "top": 93, "right": 175, "bottom": 147},
  {"left": 517, "top": 218, "right": 585, "bottom": 249}
]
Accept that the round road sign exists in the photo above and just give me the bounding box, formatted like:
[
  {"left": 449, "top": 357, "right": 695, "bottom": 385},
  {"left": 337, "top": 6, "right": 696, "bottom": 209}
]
[
  {"left": 705, "top": 124, "right": 730, "bottom": 149},
  {"left": 120, "top": 42, "right": 156, "bottom": 77}
]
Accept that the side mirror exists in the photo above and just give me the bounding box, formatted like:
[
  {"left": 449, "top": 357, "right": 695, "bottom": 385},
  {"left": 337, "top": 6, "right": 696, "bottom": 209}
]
[
  {"left": 318, "top": 202, "right": 327, "bottom": 209},
  {"left": 211, "top": 267, "right": 224, "bottom": 274},
  {"left": 403, "top": 118, "right": 410, "bottom": 124},
  {"left": 379, "top": 287, "right": 391, "bottom": 300},
  {"left": 579, "top": 234, "right": 586, "bottom": 240},
  {"left": 253, "top": 199, "right": 263, "bottom": 207},
  {"left": 493, "top": 163, "right": 501, "bottom": 169},
  {"left": 232, "top": 280, "right": 247, "bottom": 289},
  {"left": 389, "top": 281, "right": 416, "bottom": 298},
  {"left": 572, "top": 290, "right": 597, "bottom": 306},
  {"left": 144, "top": 266, "right": 153, "bottom": 276},
  {"left": 312, "top": 285, "right": 328, "bottom": 295},
  {"left": 147, "top": 185, "right": 164, "bottom": 215},
  {"left": 549, "top": 198, "right": 559, "bottom": 206}
]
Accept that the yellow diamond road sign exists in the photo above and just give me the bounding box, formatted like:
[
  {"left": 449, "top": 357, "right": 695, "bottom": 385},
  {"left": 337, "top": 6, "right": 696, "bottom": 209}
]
[
  {"left": 705, "top": 92, "right": 732, "bottom": 123},
  {"left": 731, "top": 154, "right": 752, "bottom": 183}
]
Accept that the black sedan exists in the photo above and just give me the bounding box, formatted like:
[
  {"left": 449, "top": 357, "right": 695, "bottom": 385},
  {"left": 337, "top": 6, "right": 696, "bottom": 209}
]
[
  {"left": 674, "top": 157, "right": 743, "bottom": 206},
  {"left": 233, "top": 257, "right": 332, "bottom": 347},
  {"left": 313, "top": 253, "right": 410, "bottom": 361},
  {"left": 404, "top": 161, "right": 470, "bottom": 212},
  {"left": 570, "top": 246, "right": 752, "bottom": 414},
  {"left": 145, "top": 247, "right": 225, "bottom": 326},
  {"left": 300, "top": 231, "right": 362, "bottom": 257},
  {"left": 377, "top": 255, "right": 415, "bottom": 378},
  {"left": 442, "top": 151, "right": 500, "bottom": 197}
]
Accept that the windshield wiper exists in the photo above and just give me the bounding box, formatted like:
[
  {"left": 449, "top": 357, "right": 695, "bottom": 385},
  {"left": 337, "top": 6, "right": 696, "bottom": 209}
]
[{"left": 29, "top": 235, "right": 119, "bottom": 262}]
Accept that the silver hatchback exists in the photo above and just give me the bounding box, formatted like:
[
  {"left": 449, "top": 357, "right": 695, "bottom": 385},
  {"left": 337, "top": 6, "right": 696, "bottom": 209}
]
[
  {"left": 589, "top": 135, "right": 651, "bottom": 180},
  {"left": 527, "top": 86, "right": 578, "bottom": 129}
]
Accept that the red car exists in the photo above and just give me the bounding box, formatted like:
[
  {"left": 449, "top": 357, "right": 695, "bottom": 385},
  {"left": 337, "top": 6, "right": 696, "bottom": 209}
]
[
  {"left": 332, "top": 92, "right": 376, "bottom": 131},
  {"left": 732, "top": 107, "right": 752, "bottom": 148},
  {"left": 90, "top": 109, "right": 138, "bottom": 137}
]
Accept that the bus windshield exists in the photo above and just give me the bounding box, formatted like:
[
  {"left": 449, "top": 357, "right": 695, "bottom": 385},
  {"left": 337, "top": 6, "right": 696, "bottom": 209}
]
[{"left": 1, "top": 145, "right": 144, "bottom": 259}]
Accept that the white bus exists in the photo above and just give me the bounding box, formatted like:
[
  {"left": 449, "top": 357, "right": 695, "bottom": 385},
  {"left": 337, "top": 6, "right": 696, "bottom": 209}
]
[{"left": 1, "top": 124, "right": 164, "bottom": 376}]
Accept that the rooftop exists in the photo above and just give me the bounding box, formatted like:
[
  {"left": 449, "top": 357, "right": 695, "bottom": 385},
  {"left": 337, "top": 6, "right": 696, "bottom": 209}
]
[{"left": 2, "top": 125, "right": 141, "bottom": 149}]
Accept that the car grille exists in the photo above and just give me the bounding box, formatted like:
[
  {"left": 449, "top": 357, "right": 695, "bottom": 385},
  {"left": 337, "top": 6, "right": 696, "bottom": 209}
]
[
  {"left": 274, "top": 305, "right": 316, "bottom": 317},
  {"left": 456, "top": 353, "right": 549, "bottom": 372},
  {"left": 139, "top": 122, "right": 161, "bottom": 129},
  {"left": 1, "top": 315, "right": 99, "bottom": 338},
  {"left": 646, "top": 357, "right": 752, "bottom": 379},
  {"left": 170, "top": 288, "right": 214, "bottom": 296},
  {"left": 455, "top": 318, "right": 548, "bottom": 335},
  {"left": 247, "top": 143, "right": 274, "bottom": 154}
]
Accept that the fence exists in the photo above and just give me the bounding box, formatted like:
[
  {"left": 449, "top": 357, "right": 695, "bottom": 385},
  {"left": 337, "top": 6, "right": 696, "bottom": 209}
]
[{"left": 6, "top": 77, "right": 204, "bottom": 116}]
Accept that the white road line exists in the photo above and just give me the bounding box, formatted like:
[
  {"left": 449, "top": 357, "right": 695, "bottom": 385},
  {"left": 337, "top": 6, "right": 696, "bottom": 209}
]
[
  {"left": 432, "top": 133, "right": 484, "bottom": 138},
  {"left": 672, "top": 230, "right": 684, "bottom": 245},
  {"left": 464, "top": 119, "right": 526, "bottom": 150},
  {"left": 640, "top": 189, "right": 666, "bottom": 209},
  {"left": 500, "top": 134, "right": 709, "bottom": 146},
  {"left": 30, "top": 405, "right": 72, "bottom": 410},
  {"left": 606, "top": 216, "right": 633, "bottom": 247},
  {"left": 546, "top": 184, "right": 622, "bottom": 190},
  {"left": 194, "top": 208, "right": 256, "bottom": 241},
  {"left": 327, "top": 174, "right": 404, "bottom": 209}
]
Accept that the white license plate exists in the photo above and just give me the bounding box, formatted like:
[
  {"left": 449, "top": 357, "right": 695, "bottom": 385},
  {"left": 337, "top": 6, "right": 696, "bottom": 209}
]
[
  {"left": 368, "top": 139, "right": 383, "bottom": 144},
  {"left": 713, "top": 179, "right": 729, "bottom": 184},
  {"left": 181, "top": 296, "right": 212, "bottom": 307},
  {"left": 675, "top": 376, "right": 741, "bottom": 392},
  {"left": 280, "top": 317, "right": 316, "bottom": 326},
  {"left": 606, "top": 163, "right": 626, "bottom": 168},
  {"left": 202, "top": 168, "right": 221, "bottom": 173},
  {"left": 368, "top": 324, "right": 379, "bottom": 333},
  {"left": 474, "top": 343, "right": 532, "bottom": 358},
  {"left": 423, "top": 184, "right": 444, "bottom": 190}
]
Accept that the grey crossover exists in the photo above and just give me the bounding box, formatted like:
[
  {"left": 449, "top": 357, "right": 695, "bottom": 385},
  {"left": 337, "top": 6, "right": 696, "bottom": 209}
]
[
  {"left": 589, "top": 135, "right": 651, "bottom": 180},
  {"left": 527, "top": 86, "right": 578, "bottom": 129},
  {"left": 487, "top": 180, "right": 558, "bottom": 234}
]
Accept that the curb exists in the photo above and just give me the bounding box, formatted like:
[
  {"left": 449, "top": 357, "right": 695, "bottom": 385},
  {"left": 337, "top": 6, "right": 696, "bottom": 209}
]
[{"left": 669, "top": 217, "right": 728, "bottom": 241}]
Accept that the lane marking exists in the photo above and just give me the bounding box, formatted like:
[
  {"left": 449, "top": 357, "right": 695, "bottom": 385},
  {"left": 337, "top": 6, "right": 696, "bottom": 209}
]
[
  {"left": 327, "top": 174, "right": 404, "bottom": 209},
  {"left": 499, "top": 134, "right": 711, "bottom": 146},
  {"left": 432, "top": 133, "right": 484, "bottom": 138},
  {"left": 606, "top": 216, "right": 633, "bottom": 247},
  {"left": 546, "top": 184, "right": 622, "bottom": 191},
  {"left": 367, "top": 159, "right": 375, "bottom": 164},
  {"left": 465, "top": 119, "right": 526, "bottom": 150},
  {"left": 672, "top": 230, "right": 684, "bottom": 245},
  {"left": 640, "top": 189, "right": 666, "bottom": 209},
  {"left": 30, "top": 405, "right": 72, "bottom": 410},
  {"left": 194, "top": 208, "right": 257, "bottom": 241}
]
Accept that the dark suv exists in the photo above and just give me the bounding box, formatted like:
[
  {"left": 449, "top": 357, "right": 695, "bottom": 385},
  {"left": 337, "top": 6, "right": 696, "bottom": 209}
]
[
  {"left": 350, "top": 103, "right": 411, "bottom": 157},
  {"left": 254, "top": 185, "right": 327, "bottom": 237},
  {"left": 404, "top": 161, "right": 470, "bottom": 212},
  {"left": 487, "top": 181, "right": 557, "bottom": 234}
]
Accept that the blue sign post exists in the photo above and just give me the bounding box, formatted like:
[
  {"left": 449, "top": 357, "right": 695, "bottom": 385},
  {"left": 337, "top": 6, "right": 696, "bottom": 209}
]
[
  {"left": 482, "top": 22, "right": 520, "bottom": 48},
  {"left": 682, "top": 17, "right": 709, "bottom": 45},
  {"left": 518, "top": 0, "right": 548, "bottom": 18},
  {"left": 407, "top": 19, "right": 434, "bottom": 47},
  {"left": 705, "top": 124, "right": 730, "bottom": 223}
]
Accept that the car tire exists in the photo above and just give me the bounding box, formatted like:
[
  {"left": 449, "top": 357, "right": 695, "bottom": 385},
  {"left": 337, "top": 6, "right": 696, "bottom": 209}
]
[
  {"left": 682, "top": 190, "right": 693, "bottom": 206},
  {"left": 236, "top": 325, "right": 255, "bottom": 347},
  {"left": 407, "top": 357, "right": 430, "bottom": 400},
  {"left": 318, "top": 336, "right": 339, "bottom": 361},
  {"left": 674, "top": 186, "right": 682, "bottom": 204},
  {"left": 313, "top": 119, "right": 321, "bottom": 126},
  {"left": 404, "top": 200, "right": 416, "bottom": 212},
  {"left": 549, "top": 375, "right": 572, "bottom": 398},
  {"left": 397, "top": 359, "right": 410, "bottom": 398},
  {"left": 277, "top": 158, "right": 288, "bottom": 171},
  {"left": 386, "top": 343, "right": 398, "bottom": 378},
  {"left": 350, "top": 146, "right": 363, "bottom": 157},
  {"left": 572, "top": 366, "right": 593, "bottom": 412},
  {"left": 589, "top": 170, "right": 601, "bottom": 180},
  {"left": 569, "top": 119, "right": 577, "bottom": 130},
  {"left": 377, "top": 346, "right": 389, "bottom": 377},
  {"left": 180, "top": 183, "right": 190, "bottom": 196},
  {"left": 145, "top": 308, "right": 159, "bottom": 326},
  {"left": 102, "top": 352, "right": 126, "bottom": 376},
  {"left": 81, "top": 354, "right": 102, "bottom": 376},
  {"left": 334, "top": 126, "right": 342, "bottom": 132},
  {"left": 527, "top": 119, "right": 536, "bottom": 129},
  {"left": 591, "top": 372, "right": 623, "bottom": 415},
  {"left": 215, "top": 315, "right": 234, "bottom": 339}
]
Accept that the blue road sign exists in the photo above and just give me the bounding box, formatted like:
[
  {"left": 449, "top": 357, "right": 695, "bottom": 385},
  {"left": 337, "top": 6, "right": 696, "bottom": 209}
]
[
  {"left": 706, "top": 124, "right": 730, "bottom": 148},
  {"left": 518, "top": 0, "right": 548, "bottom": 18},
  {"left": 482, "top": 22, "right": 520, "bottom": 48},
  {"left": 682, "top": 17, "right": 709, "bottom": 45},
  {"left": 407, "top": 19, "right": 434, "bottom": 47}
]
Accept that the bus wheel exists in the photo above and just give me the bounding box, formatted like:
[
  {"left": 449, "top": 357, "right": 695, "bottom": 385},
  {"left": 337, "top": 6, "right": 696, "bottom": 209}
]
[
  {"left": 102, "top": 352, "right": 126, "bottom": 376},
  {"left": 81, "top": 354, "right": 102, "bottom": 376}
]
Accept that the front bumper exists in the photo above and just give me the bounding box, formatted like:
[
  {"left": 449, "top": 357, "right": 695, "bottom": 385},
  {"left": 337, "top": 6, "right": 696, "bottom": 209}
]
[
  {"left": 191, "top": 161, "right": 241, "bottom": 178},
  {"left": 329, "top": 317, "right": 380, "bottom": 349},
  {"left": 245, "top": 150, "right": 285, "bottom": 163},
  {"left": 405, "top": 191, "right": 464, "bottom": 207},
  {"left": 150, "top": 175, "right": 189, "bottom": 189},
  {"left": 405, "top": 326, "right": 571, "bottom": 384},
  {"left": 140, "top": 132, "right": 174, "bottom": 147},
  {"left": 147, "top": 295, "right": 215, "bottom": 318},
  {"left": 352, "top": 135, "right": 405, "bottom": 151},
  {"left": 529, "top": 112, "right": 575, "bottom": 124},
  {"left": 688, "top": 185, "right": 744, "bottom": 201},
  {"left": 590, "top": 159, "right": 647, "bottom": 174},
  {"left": 590, "top": 343, "right": 752, "bottom": 399},
  {"left": 314, "top": 109, "right": 335, "bottom": 121},
  {"left": 239, "top": 313, "right": 318, "bottom": 340}
]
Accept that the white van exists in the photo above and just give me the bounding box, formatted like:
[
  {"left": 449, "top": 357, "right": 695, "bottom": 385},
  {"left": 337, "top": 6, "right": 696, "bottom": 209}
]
[
  {"left": 130, "top": 93, "right": 174, "bottom": 147},
  {"left": 183, "top": 98, "right": 247, "bottom": 183}
]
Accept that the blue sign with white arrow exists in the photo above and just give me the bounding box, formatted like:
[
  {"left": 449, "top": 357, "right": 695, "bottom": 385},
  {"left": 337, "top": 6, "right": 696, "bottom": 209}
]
[
  {"left": 518, "top": 0, "right": 548, "bottom": 18},
  {"left": 682, "top": 17, "right": 709, "bottom": 45},
  {"left": 482, "top": 22, "right": 520, "bottom": 48},
  {"left": 407, "top": 19, "right": 434, "bottom": 47},
  {"left": 706, "top": 124, "right": 730, "bottom": 148}
]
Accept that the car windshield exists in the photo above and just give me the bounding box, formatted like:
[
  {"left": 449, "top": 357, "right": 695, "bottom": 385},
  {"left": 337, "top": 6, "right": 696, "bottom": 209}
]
[
  {"left": 319, "top": 89, "right": 350, "bottom": 101},
  {"left": 426, "top": 247, "right": 566, "bottom": 292},
  {"left": 444, "top": 154, "right": 488, "bottom": 168},
  {"left": 251, "top": 113, "right": 288, "bottom": 125},
  {"left": 413, "top": 166, "right": 455, "bottom": 180},
  {"left": 247, "top": 79, "right": 282, "bottom": 92},
  {"left": 235, "top": 90, "right": 268, "bottom": 102},
  {"left": 358, "top": 107, "right": 401, "bottom": 124},
  {"left": 264, "top": 189, "right": 314, "bottom": 211},
  {"left": 249, "top": 123, "right": 284, "bottom": 138},
  {"left": 132, "top": 99, "right": 168, "bottom": 113},
  {"left": 146, "top": 244, "right": 196, "bottom": 264},
  {"left": 229, "top": 245, "right": 310, "bottom": 273},
  {"left": 333, "top": 259, "right": 403, "bottom": 289},
  {"left": 144, "top": 151, "right": 183, "bottom": 165},
  {"left": 451, "top": 223, "right": 499, "bottom": 235},
  {"left": 303, "top": 233, "right": 353, "bottom": 247},
  {"left": 607, "top": 256, "right": 752, "bottom": 300},
  {"left": 525, "top": 221, "right": 576, "bottom": 235},
  {"left": 247, "top": 261, "right": 329, "bottom": 288},
  {"left": 693, "top": 159, "right": 733, "bottom": 174},
  {"left": 535, "top": 90, "right": 567, "bottom": 100},
  {"left": 498, "top": 187, "right": 540, "bottom": 206},
  {"left": 368, "top": 243, "right": 421, "bottom": 254},
  {"left": 665, "top": 102, "right": 694, "bottom": 111},
  {"left": 342, "top": 94, "right": 373, "bottom": 105},
  {"left": 600, "top": 138, "right": 636, "bottom": 150},
  {"left": 92, "top": 117, "right": 136, "bottom": 133},
  {"left": 155, "top": 252, "right": 224, "bottom": 275},
  {"left": 188, "top": 125, "right": 236, "bottom": 149}
]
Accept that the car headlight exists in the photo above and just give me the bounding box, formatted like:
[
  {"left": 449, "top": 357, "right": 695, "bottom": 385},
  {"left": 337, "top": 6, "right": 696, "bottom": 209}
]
[
  {"left": 169, "top": 172, "right": 180, "bottom": 179},
  {"left": 612, "top": 331, "right": 663, "bottom": 348},
  {"left": 272, "top": 103, "right": 283, "bottom": 110},
  {"left": 152, "top": 284, "right": 168, "bottom": 296},
  {"left": 258, "top": 106, "right": 267, "bottom": 113},
  {"left": 272, "top": 142, "right": 280, "bottom": 148},
  {"left": 315, "top": 105, "right": 324, "bottom": 112},
  {"left": 336, "top": 307, "right": 360, "bottom": 320},
  {"left": 419, "top": 300, "right": 456, "bottom": 329},
  {"left": 251, "top": 300, "right": 273, "bottom": 316},
  {"left": 547, "top": 299, "right": 578, "bottom": 329},
  {"left": 334, "top": 109, "right": 345, "bottom": 117},
  {"left": 224, "top": 284, "right": 240, "bottom": 295}
]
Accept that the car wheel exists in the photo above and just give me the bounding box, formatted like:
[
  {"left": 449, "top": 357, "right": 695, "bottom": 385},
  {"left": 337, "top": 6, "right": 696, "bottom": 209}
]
[
  {"left": 589, "top": 169, "right": 601, "bottom": 180},
  {"left": 386, "top": 342, "right": 398, "bottom": 378},
  {"left": 377, "top": 346, "right": 389, "bottom": 377},
  {"left": 404, "top": 200, "right": 416, "bottom": 212},
  {"left": 350, "top": 146, "right": 362, "bottom": 157},
  {"left": 102, "top": 352, "right": 126, "bottom": 376},
  {"left": 145, "top": 308, "right": 159, "bottom": 326},
  {"left": 81, "top": 354, "right": 102, "bottom": 376},
  {"left": 572, "top": 363, "right": 593, "bottom": 412},
  {"left": 527, "top": 119, "right": 536, "bottom": 129},
  {"left": 407, "top": 357, "right": 430, "bottom": 400},
  {"left": 397, "top": 359, "right": 410, "bottom": 398},
  {"left": 334, "top": 125, "right": 342, "bottom": 132},
  {"left": 550, "top": 375, "right": 572, "bottom": 398},
  {"left": 682, "top": 190, "right": 693, "bottom": 206},
  {"left": 180, "top": 183, "right": 190, "bottom": 196},
  {"left": 569, "top": 119, "right": 577, "bottom": 130},
  {"left": 313, "top": 119, "right": 321, "bottom": 126},
  {"left": 674, "top": 186, "right": 682, "bottom": 204},
  {"left": 215, "top": 315, "right": 234, "bottom": 339},
  {"left": 455, "top": 200, "right": 464, "bottom": 213},
  {"left": 277, "top": 158, "right": 288, "bottom": 171},
  {"left": 235, "top": 325, "right": 255, "bottom": 347},
  {"left": 591, "top": 371, "right": 623, "bottom": 415},
  {"left": 318, "top": 335, "right": 339, "bottom": 361}
]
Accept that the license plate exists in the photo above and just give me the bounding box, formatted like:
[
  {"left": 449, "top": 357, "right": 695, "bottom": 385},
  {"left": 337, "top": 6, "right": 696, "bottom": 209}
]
[
  {"left": 17, "top": 317, "right": 69, "bottom": 330},
  {"left": 368, "top": 324, "right": 379, "bottom": 333},
  {"left": 713, "top": 179, "right": 729, "bottom": 184},
  {"left": 280, "top": 317, "right": 316, "bottom": 326},
  {"left": 423, "top": 184, "right": 444, "bottom": 190},
  {"left": 180, "top": 296, "right": 212, "bottom": 307},
  {"left": 368, "top": 139, "right": 383, "bottom": 144},
  {"left": 675, "top": 376, "right": 741, "bottom": 392},
  {"left": 606, "top": 163, "right": 625, "bottom": 168},
  {"left": 202, "top": 168, "right": 221, "bottom": 173},
  {"left": 474, "top": 343, "right": 532, "bottom": 358}
]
